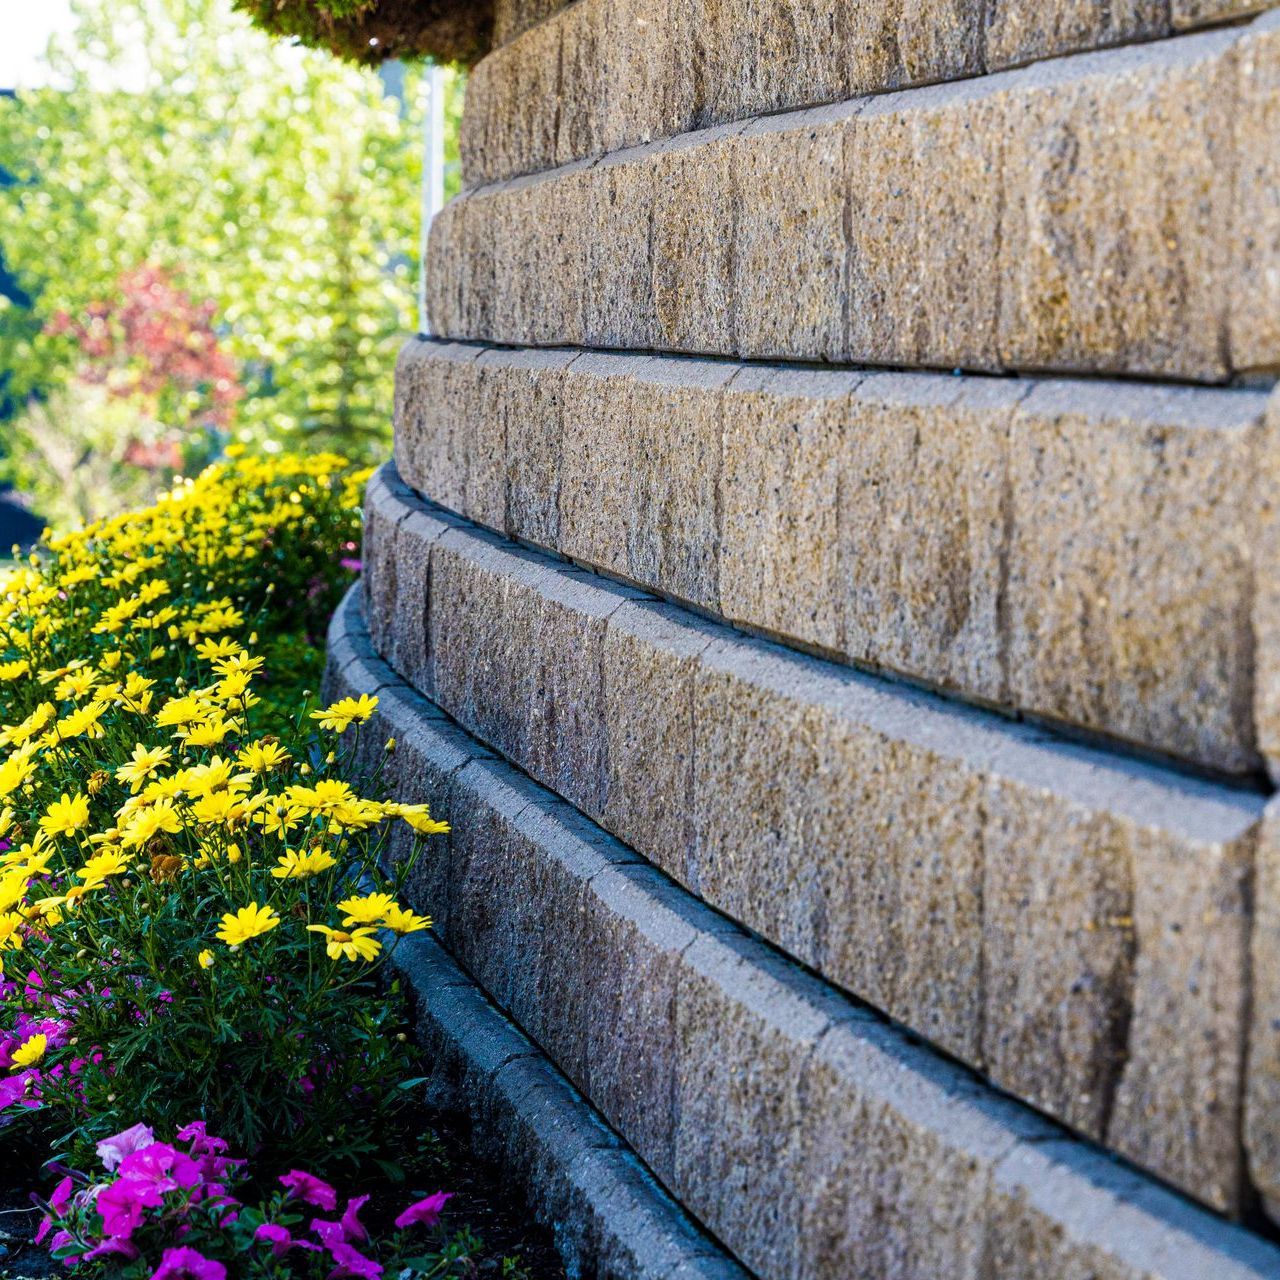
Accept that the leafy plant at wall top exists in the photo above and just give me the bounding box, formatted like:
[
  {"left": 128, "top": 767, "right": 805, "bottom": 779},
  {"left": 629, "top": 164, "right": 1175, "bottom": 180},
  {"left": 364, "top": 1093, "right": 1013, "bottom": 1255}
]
[{"left": 230, "top": 0, "right": 493, "bottom": 67}]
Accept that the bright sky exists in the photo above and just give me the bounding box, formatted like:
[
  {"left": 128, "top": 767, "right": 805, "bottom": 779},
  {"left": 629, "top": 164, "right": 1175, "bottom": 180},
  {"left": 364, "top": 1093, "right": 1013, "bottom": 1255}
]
[{"left": 0, "top": 0, "right": 77, "bottom": 90}]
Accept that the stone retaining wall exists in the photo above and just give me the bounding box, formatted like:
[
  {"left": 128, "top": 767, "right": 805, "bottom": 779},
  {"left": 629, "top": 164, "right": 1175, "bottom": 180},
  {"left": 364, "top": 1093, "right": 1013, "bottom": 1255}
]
[{"left": 338, "top": 0, "right": 1280, "bottom": 1270}]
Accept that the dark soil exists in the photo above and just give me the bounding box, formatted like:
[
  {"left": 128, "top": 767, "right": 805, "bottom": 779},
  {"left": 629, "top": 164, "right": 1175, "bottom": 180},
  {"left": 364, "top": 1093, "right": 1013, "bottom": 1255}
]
[{"left": 0, "top": 1114, "right": 567, "bottom": 1280}]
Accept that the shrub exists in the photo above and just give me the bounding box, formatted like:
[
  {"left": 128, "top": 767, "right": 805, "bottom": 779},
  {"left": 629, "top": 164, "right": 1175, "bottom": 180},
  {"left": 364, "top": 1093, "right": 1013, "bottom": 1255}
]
[
  {"left": 0, "top": 450, "right": 450, "bottom": 1179},
  {"left": 231, "top": 0, "right": 492, "bottom": 66}
]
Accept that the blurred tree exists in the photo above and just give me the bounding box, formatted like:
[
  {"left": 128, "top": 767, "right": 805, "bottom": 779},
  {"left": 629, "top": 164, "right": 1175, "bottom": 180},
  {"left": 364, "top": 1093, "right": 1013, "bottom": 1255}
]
[{"left": 0, "top": 0, "right": 465, "bottom": 470}]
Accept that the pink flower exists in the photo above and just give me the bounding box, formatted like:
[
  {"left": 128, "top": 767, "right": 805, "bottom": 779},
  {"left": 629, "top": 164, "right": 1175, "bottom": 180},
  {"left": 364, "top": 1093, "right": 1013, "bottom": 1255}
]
[
  {"left": 340, "top": 1194, "right": 370, "bottom": 1242},
  {"left": 280, "top": 1169, "right": 338, "bottom": 1211},
  {"left": 340, "top": 558, "right": 362, "bottom": 573},
  {"left": 326, "top": 1240, "right": 383, "bottom": 1279},
  {"left": 150, "top": 1245, "right": 226, "bottom": 1280},
  {"left": 393, "top": 1191, "right": 452, "bottom": 1231},
  {"left": 48, "top": 1175, "right": 74, "bottom": 1216},
  {"left": 97, "top": 1122, "right": 156, "bottom": 1171},
  {"left": 176, "top": 1121, "right": 228, "bottom": 1157},
  {"left": 254, "top": 1222, "right": 319, "bottom": 1257},
  {"left": 97, "top": 1176, "right": 162, "bottom": 1239}
]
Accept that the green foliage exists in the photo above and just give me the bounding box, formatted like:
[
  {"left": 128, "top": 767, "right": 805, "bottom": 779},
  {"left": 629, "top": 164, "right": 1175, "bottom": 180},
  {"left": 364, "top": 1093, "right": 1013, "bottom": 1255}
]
[
  {"left": 230, "top": 0, "right": 492, "bottom": 68},
  {"left": 0, "top": 0, "right": 465, "bottom": 473}
]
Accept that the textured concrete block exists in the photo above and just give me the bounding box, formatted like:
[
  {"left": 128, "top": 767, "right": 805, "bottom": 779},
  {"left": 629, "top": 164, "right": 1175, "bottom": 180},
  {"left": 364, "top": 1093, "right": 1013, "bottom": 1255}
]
[
  {"left": 795, "top": 1021, "right": 1046, "bottom": 1280},
  {"left": 601, "top": 601, "right": 719, "bottom": 887},
  {"left": 837, "top": 373, "right": 1016, "bottom": 700},
  {"left": 719, "top": 366, "right": 859, "bottom": 653},
  {"left": 446, "top": 760, "right": 622, "bottom": 1086},
  {"left": 848, "top": 75, "right": 1005, "bottom": 372},
  {"left": 429, "top": 530, "right": 635, "bottom": 817},
  {"left": 997, "top": 31, "right": 1237, "bottom": 381},
  {"left": 672, "top": 932, "right": 852, "bottom": 1274},
  {"left": 1231, "top": 12, "right": 1280, "bottom": 374},
  {"left": 986, "top": 0, "right": 1170, "bottom": 70},
  {"left": 1004, "top": 380, "right": 1266, "bottom": 773},
  {"left": 393, "top": 339, "right": 484, "bottom": 519},
  {"left": 693, "top": 637, "right": 988, "bottom": 1062},
  {"left": 560, "top": 354, "right": 730, "bottom": 611},
  {"left": 361, "top": 464, "right": 414, "bottom": 657},
  {"left": 981, "top": 786, "right": 1137, "bottom": 1141},
  {"left": 1246, "top": 797, "right": 1280, "bottom": 1219},
  {"left": 1107, "top": 820, "right": 1252, "bottom": 1213},
  {"left": 730, "top": 107, "right": 850, "bottom": 361},
  {"left": 582, "top": 862, "right": 711, "bottom": 1186}
]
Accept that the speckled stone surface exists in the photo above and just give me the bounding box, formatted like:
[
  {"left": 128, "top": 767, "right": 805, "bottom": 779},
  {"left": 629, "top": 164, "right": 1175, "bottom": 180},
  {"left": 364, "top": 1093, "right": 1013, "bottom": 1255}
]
[
  {"left": 393, "top": 341, "right": 1272, "bottom": 775},
  {"left": 325, "top": 592, "right": 1280, "bottom": 1278},
  {"left": 433, "top": 21, "right": 1276, "bottom": 382},
  {"left": 353, "top": 480, "right": 1268, "bottom": 1210}
]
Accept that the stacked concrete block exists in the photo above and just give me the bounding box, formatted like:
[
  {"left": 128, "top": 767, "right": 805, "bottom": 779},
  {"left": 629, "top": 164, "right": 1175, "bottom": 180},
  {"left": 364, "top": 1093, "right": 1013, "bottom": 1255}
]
[
  {"left": 434, "top": 19, "right": 1280, "bottom": 381},
  {"left": 393, "top": 340, "right": 1275, "bottom": 778},
  {"left": 327, "top": 591, "right": 1280, "bottom": 1279},
  {"left": 343, "top": 0, "right": 1280, "bottom": 1272}
]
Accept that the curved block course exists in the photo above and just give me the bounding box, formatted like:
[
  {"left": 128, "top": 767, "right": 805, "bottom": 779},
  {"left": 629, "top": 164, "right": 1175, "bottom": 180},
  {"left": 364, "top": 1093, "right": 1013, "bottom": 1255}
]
[
  {"left": 395, "top": 337, "right": 1275, "bottom": 777},
  {"left": 466, "top": 0, "right": 1279, "bottom": 185},
  {"left": 327, "top": 584, "right": 1280, "bottom": 1280},
  {"left": 430, "top": 15, "right": 1280, "bottom": 383},
  {"left": 359, "top": 463, "right": 1272, "bottom": 1215}
]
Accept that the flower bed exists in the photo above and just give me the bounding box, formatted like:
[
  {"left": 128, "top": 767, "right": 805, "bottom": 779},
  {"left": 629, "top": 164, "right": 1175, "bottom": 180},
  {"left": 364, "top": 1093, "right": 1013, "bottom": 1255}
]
[{"left": 0, "top": 452, "right": 552, "bottom": 1277}]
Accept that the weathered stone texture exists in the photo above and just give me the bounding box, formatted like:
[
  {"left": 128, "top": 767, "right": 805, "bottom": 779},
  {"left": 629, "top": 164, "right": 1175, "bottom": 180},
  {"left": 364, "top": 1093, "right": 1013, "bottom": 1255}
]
[
  {"left": 394, "top": 343, "right": 1272, "bottom": 775},
  {"left": 1254, "top": 388, "right": 1280, "bottom": 776},
  {"left": 1231, "top": 13, "right": 1280, "bottom": 374},
  {"left": 465, "top": 0, "right": 1271, "bottom": 187},
  {"left": 996, "top": 32, "right": 1237, "bottom": 381},
  {"left": 329, "top": 595, "right": 1280, "bottom": 1277},
  {"left": 1247, "top": 797, "right": 1280, "bottom": 1217},
  {"left": 434, "top": 22, "right": 1274, "bottom": 382},
  {"left": 359, "top": 481, "right": 1268, "bottom": 1209}
]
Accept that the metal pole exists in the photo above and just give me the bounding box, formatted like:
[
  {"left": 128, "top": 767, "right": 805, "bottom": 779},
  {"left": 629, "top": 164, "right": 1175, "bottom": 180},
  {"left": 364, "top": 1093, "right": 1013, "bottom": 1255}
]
[{"left": 419, "top": 61, "right": 446, "bottom": 336}]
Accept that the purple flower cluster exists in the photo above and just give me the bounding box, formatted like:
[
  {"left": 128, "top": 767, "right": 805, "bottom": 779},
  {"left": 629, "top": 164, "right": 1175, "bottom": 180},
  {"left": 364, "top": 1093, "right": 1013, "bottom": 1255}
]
[
  {"left": 37, "top": 1121, "right": 454, "bottom": 1278},
  {"left": 38, "top": 1121, "right": 240, "bottom": 1269}
]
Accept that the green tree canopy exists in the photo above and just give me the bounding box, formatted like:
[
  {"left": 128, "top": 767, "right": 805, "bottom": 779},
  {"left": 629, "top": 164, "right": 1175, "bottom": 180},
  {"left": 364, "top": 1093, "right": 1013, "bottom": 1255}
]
[{"left": 0, "top": 0, "right": 463, "bottom": 462}]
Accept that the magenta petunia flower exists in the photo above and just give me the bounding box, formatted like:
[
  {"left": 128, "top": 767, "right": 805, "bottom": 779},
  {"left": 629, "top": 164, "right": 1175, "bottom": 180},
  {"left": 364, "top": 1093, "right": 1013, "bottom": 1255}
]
[
  {"left": 279, "top": 1169, "right": 338, "bottom": 1211},
  {"left": 150, "top": 1245, "right": 227, "bottom": 1280},
  {"left": 326, "top": 1239, "right": 384, "bottom": 1279},
  {"left": 96, "top": 1122, "right": 156, "bottom": 1171},
  {"left": 393, "top": 1191, "right": 452, "bottom": 1231},
  {"left": 340, "top": 1194, "right": 370, "bottom": 1242}
]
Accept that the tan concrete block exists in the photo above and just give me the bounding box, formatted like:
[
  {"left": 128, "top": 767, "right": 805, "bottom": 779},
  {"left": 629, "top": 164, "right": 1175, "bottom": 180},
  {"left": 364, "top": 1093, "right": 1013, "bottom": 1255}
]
[
  {"left": 1173, "top": 0, "right": 1272, "bottom": 27},
  {"left": 601, "top": 602, "right": 720, "bottom": 888},
  {"left": 997, "top": 32, "right": 1238, "bottom": 380},
  {"left": 557, "top": 352, "right": 652, "bottom": 583},
  {"left": 394, "top": 339, "right": 483, "bottom": 514},
  {"left": 981, "top": 784, "right": 1138, "bottom": 1139},
  {"left": 692, "top": 638, "right": 987, "bottom": 1063},
  {"left": 1246, "top": 796, "right": 1280, "bottom": 1219},
  {"left": 582, "top": 862, "right": 711, "bottom": 1186},
  {"left": 1005, "top": 380, "right": 1265, "bottom": 772},
  {"left": 836, "top": 373, "right": 1016, "bottom": 701},
  {"left": 844, "top": 77, "right": 1004, "bottom": 370},
  {"left": 493, "top": 0, "right": 571, "bottom": 45},
  {"left": 730, "top": 106, "right": 851, "bottom": 361},
  {"left": 1252, "top": 387, "right": 1280, "bottom": 778},
  {"left": 649, "top": 123, "right": 748, "bottom": 354},
  {"left": 795, "top": 1020, "right": 1044, "bottom": 1280},
  {"left": 719, "top": 366, "right": 863, "bottom": 653},
  {"left": 1107, "top": 823, "right": 1253, "bottom": 1213},
  {"left": 1230, "top": 12, "right": 1280, "bottom": 374},
  {"left": 672, "top": 932, "right": 852, "bottom": 1274},
  {"left": 986, "top": 0, "right": 1170, "bottom": 70},
  {"left": 579, "top": 152, "right": 662, "bottom": 350}
]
